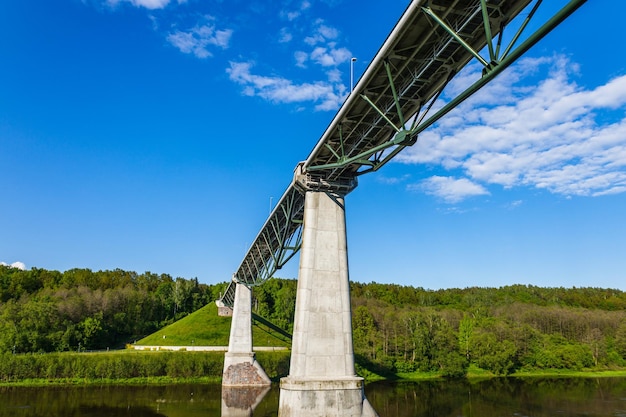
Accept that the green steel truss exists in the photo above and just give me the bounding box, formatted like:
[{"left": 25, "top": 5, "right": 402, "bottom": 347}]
[
  {"left": 218, "top": 0, "right": 587, "bottom": 307},
  {"left": 220, "top": 187, "right": 304, "bottom": 306}
]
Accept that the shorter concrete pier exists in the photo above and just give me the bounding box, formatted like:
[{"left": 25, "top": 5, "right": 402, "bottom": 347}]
[{"left": 222, "top": 282, "right": 271, "bottom": 386}]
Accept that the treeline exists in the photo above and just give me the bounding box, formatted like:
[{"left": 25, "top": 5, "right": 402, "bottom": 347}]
[
  {"left": 252, "top": 279, "right": 626, "bottom": 377},
  {"left": 3, "top": 265, "right": 626, "bottom": 378},
  {"left": 0, "top": 265, "right": 227, "bottom": 353}
]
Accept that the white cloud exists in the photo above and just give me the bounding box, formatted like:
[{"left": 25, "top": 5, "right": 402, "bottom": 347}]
[
  {"left": 310, "top": 44, "right": 351, "bottom": 67},
  {"left": 294, "top": 51, "right": 308, "bottom": 68},
  {"left": 167, "top": 17, "right": 232, "bottom": 58},
  {"left": 376, "top": 174, "right": 411, "bottom": 185},
  {"left": 279, "top": 28, "right": 293, "bottom": 43},
  {"left": 304, "top": 20, "right": 339, "bottom": 46},
  {"left": 246, "top": 19, "right": 353, "bottom": 109},
  {"left": 227, "top": 61, "right": 345, "bottom": 111},
  {"left": 280, "top": 1, "right": 311, "bottom": 22},
  {"left": 106, "top": 0, "right": 171, "bottom": 9},
  {"left": 0, "top": 261, "right": 26, "bottom": 270},
  {"left": 410, "top": 176, "right": 489, "bottom": 203},
  {"left": 398, "top": 54, "right": 626, "bottom": 202}
]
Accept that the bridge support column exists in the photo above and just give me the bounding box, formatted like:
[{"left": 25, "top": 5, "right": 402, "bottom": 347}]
[
  {"left": 278, "top": 190, "right": 377, "bottom": 417},
  {"left": 222, "top": 282, "right": 271, "bottom": 386}
]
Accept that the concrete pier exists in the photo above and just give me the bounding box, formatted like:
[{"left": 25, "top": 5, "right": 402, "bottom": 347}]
[
  {"left": 222, "top": 282, "right": 271, "bottom": 386},
  {"left": 278, "top": 190, "right": 377, "bottom": 417}
]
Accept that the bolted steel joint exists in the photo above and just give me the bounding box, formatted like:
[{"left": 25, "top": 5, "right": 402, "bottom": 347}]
[{"left": 293, "top": 162, "right": 358, "bottom": 195}]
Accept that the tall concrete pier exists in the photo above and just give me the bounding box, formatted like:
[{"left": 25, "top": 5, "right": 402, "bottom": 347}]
[
  {"left": 222, "top": 282, "right": 271, "bottom": 386},
  {"left": 278, "top": 190, "right": 377, "bottom": 417}
]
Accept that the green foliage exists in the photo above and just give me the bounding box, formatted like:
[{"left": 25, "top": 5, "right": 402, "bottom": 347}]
[
  {"left": 0, "top": 350, "right": 292, "bottom": 383},
  {"left": 255, "top": 351, "right": 291, "bottom": 379},
  {"left": 252, "top": 278, "right": 297, "bottom": 332},
  {"left": 2, "top": 264, "right": 626, "bottom": 381},
  {"left": 524, "top": 334, "right": 595, "bottom": 371},
  {"left": 615, "top": 320, "right": 626, "bottom": 359},
  {"left": 473, "top": 334, "right": 517, "bottom": 375},
  {"left": 0, "top": 265, "right": 228, "bottom": 354},
  {"left": 135, "top": 302, "right": 289, "bottom": 348},
  {"left": 0, "top": 351, "right": 225, "bottom": 382},
  {"left": 349, "top": 280, "right": 626, "bottom": 377}
]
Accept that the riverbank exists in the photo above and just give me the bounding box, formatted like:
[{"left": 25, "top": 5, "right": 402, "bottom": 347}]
[
  {"left": 0, "top": 350, "right": 289, "bottom": 386},
  {"left": 1, "top": 350, "right": 625, "bottom": 387},
  {"left": 395, "top": 366, "right": 626, "bottom": 381}
]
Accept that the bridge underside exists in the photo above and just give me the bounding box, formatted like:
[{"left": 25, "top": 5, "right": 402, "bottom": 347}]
[{"left": 217, "top": 0, "right": 588, "bottom": 415}]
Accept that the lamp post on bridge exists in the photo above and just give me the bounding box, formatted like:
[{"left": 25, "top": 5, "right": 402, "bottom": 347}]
[{"left": 350, "top": 57, "right": 357, "bottom": 93}]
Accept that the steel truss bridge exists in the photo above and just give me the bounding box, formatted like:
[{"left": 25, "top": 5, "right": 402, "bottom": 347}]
[{"left": 218, "top": 0, "right": 587, "bottom": 307}]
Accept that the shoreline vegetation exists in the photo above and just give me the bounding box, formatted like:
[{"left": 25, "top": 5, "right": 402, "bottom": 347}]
[
  {"left": 0, "top": 350, "right": 625, "bottom": 387},
  {"left": 2, "top": 266, "right": 626, "bottom": 386}
]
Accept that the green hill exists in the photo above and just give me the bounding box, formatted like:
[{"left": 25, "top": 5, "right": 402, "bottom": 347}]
[{"left": 134, "top": 302, "right": 291, "bottom": 348}]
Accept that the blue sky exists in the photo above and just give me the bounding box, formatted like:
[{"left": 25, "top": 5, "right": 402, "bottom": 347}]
[{"left": 1, "top": 0, "right": 625, "bottom": 290}]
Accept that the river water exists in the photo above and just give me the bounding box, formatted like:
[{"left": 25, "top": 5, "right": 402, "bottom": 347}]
[{"left": 1, "top": 377, "right": 625, "bottom": 417}]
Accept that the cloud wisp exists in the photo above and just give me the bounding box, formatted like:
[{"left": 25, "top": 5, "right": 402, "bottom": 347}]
[
  {"left": 166, "top": 16, "right": 233, "bottom": 59},
  {"left": 227, "top": 17, "right": 353, "bottom": 111},
  {"left": 227, "top": 61, "right": 345, "bottom": 111},
  {"left": 397, "top": 54, "right": 626, "bottom": 203},
  {"left": 92, "top": 0, "right": 353, "bottom": 111},
  {"left": 106, "top": 0, "right": 173, "bottom": 10}
]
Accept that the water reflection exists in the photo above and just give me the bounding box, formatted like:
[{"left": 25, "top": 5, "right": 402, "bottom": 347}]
[
  {"left": 365, "top": 377, "right": 626, "bottom": 417},
  {"left": 0, "top": 377, "right": 624, "bottom": 417},
  {"left": 221, "top": 386, "right": 271, "bottom": 417},
  {"left": 77, "top": 405, "right": 168, "bottom": 417}
]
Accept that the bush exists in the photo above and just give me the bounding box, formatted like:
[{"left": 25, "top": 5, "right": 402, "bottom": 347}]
[
  {"left": 0, "top": 351, "right": 226, "bottom": 382},
  {"left": 255, "top": 351, "right": 290, "bottom": 379}
]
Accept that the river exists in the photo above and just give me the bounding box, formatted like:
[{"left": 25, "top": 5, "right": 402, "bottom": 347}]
[{"left": 1, "top": 377, "right": 625, "bottom": 416}]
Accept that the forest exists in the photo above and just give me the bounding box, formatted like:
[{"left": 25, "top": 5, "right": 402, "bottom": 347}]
[
  {"left": 0, "top": 265, "right": 227, "bottom": 353},
  {"left": 1, "top": 264, "right": 626, "bottom": 377},
  {"left": 253, "top": 278, "right": 626, "bottom": 376}
]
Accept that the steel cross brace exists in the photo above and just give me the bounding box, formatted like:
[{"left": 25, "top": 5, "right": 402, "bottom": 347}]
[
  {"left": 307, "top": 0, "right": 586, "bottom": 176},
  {"left": 239, "top": 188, "right": 303, "bottom": 286},
  {"left": 422, "top": 0, "right": 544, "bottom": 75},
  {"left": 411, "top": 0, "right": 586, "bottom": 139},
  {"left": 220, "top": 187, "right": 304, "bottom": 307},
  {"left": 309, "top": 58, "right": 420, "bottom": 174}
]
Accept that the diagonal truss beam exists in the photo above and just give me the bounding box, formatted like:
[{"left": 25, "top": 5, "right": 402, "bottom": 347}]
[{"left": 220, "top": 187, "right": 304, "bottom": 307}]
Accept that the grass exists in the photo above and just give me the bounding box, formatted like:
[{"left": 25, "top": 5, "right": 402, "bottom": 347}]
[
  {"left": 357, "top": 363, "right": 626, "bottom": 382},
  {"left": 510, "top": 369, "right": 626, "bottom": 378},
  {"left": 134, "top": 302, "right": 290, "bottom": 348},
  {"left": 0, "top": 376, "right": 223, "bottom": 387}
]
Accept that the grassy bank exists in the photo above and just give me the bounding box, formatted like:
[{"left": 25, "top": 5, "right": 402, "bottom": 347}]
[
  {"left": 1, "top": 350, "right": 624, "bottom": 386},
  {"left": 0, "top": 350, "right": 290, "bottom": 385},
  {"left": 134, "top": 302, "right": 290, "bottom": 348},
  {"left": 394, "top": 365, "right": 626, "bottom": 381}
]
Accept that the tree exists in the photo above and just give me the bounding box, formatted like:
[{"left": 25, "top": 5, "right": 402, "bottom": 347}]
[
  {"left": 472, "top": 332, "right": 517, "bottom": 375},
  {"left": 458, "top": 315, "right": 474, "bottom": 360},
  {"left": 616, "top": 320, "right": 626, "bottom": 359},
  {"left": 353, "top": 305, "right": 377, "bottom": 360},
  {"left": 79, "top": 313, "right": 104, "bottom": 350}
]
